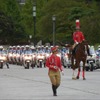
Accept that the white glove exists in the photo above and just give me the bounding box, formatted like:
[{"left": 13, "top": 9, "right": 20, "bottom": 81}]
[
  {"left": 61, "top": 71, "right": 64, "bottom": 76},
  {"left": 53, "top": 66, "right": 57, "bottom": 69},
  {"left": 76, "top": 42, "right": 78, "bottom": 44}
]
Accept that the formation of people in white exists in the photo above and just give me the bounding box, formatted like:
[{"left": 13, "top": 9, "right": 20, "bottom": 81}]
[
  {"left": 0, "top": 45, "right": 69, "bottom": 69},
  {"left": 0, "top": 45, "right": 99, "bottom": 69}
]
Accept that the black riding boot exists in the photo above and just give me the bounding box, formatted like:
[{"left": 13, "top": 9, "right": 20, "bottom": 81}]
[
  {"left": 52, "top": 84, "right": 57, "bottom": 96},
  {"left": 72, "top": 49, "right": 75, "bottom": 55}
]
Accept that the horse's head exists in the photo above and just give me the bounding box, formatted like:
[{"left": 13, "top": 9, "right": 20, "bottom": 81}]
[
  {"left": 81, "top": 40, "right": 88, "bottom": 46},
  {"left": 79, "top": 40, "right": 88, "bottom": 49},
  {"left": 76, "top": 40, "right": 89, "bottom": 58}
]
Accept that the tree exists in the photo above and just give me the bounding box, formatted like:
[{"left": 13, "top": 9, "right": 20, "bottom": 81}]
[
  {"left": 0, "top": 0, "right": 100, "bottom": 45},
  {"left": 0, "top": 0, "right": 27, "bottom": 44},
  {"left": 36, "top": 0, "right": 100, "bottom": 44}
]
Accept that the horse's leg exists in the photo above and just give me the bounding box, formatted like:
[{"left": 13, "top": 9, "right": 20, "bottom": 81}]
[
  {"left": 72, "top": 69, "right": 76, "bottom": 79},
  {"left": 71, "top": 56, "right": 76, "bottom": 79},
  {"left": 76, "top": 67, "right": 80, "bottom": 79},
  {"left": 76, "top": 61, "right": 80, "bottom": 79},
  {"left": 82, "top": 62, "right": 86, "bottom": 80}
]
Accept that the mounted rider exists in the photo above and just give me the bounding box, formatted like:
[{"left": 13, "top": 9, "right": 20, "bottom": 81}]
[
  {"left": 72, "top": 19, "right": 91, "bottom": 56},
  {"left": 0, "top": 46, "right": 9, "bottom": 68},
  {"left": 24, "top": 45, "right": 32, "bottom": 54}
]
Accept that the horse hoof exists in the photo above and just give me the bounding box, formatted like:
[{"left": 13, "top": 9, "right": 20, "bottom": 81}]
[
  {"left": 83, "top": 77, "right": 86, "bottom": 80},
  {"left": 72, "top": 77, "right": 76, "bottom": 80},
  {"left": 76, "top": 76, "right": 79, "bottom": 79}
]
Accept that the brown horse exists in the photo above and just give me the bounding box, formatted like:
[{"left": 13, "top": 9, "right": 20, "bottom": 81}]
[
  {"left": 70, "top": 41, "right": 89, "bottom": 80},
  {"left": 58, "top": 40, "right": 88, "bottom": 80}
]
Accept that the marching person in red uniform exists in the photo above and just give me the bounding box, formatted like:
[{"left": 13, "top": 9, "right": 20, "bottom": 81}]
[{"left": 46, "top": 46, "right": 64, "bottom": 96}]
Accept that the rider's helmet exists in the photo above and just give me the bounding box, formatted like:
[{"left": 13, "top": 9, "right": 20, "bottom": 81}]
[
  {"left": 91, "top": 46, "right": 94, "bottom": 48},
  {"left": 98, "top": 48, "right": 100, "bottom": 51},
  {"left": 17, "top": 45, "right": 20, "bottom": 49},
  {"left": 41, "top": 45, "right": 44, "bottom": 49},
  {"left": 31, "top": 46, "right": 35, "bottom": 49},
  {"left": 25, "top": 45, "right": 29, "bottom": 48},
  {"left": 50, "top": 45, "right": 53, "bottom": 48},
  {"left": 98, "top": 45, "right": 100, "bottom": 50},
  {"left": 25, "top": 45, "right": 30, "bottom": 50},
  {"left": 0, "top": 45, "right": 3, "bottom": 50},
  {"left": 21, "top": 46, "right": 24, "bottom": 49},
  {"left": 45, "top": 46, "right": 48, "bottom": 48},
  {"left": 37, "top": 45, "right": 40, "bottom": 49},
  {"left": 9, "top": 46, "right": 13, "bottom": 49},
  {"left": 13, "top": 46, "right": 16, "bottom": 50},
  {"left": 45, "top": 46, "right": 49, "bottom": 49},
  {"left": 41, "top": 45, "right": 44, "bottom": 48}
]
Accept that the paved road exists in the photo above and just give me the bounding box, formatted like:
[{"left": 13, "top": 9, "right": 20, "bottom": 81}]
[{"left": 0, "top": 65, "right": 100, "bottom": 100}]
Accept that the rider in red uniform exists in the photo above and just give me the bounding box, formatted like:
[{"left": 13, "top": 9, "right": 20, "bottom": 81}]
[
  {"left": 73, "top": 27, "right": 85, "bottom": 46},
  {"left": 73, "top": 19, "right": 85, "bottom": 49},
  {"left": 72, "top": 19, "right": 91, "bottom": 56},
  {"left": 73, "top": 29, "right": 85, "bottom": 43},
  {"left": 72, "top": 27, "right": 85, "bottom": 55}
]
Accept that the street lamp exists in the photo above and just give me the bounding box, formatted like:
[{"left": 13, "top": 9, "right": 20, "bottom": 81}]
[
  {"left": 19, "top": 0, "right": 25, "bottom": 5},
  {"left": 33, "top": 4, "right": 36, "bottom": 46},
  {"left": 29, "top": 35, "right": 32, "bottom": 44},
  {"left": 52, "top": 15, "right": 56, "bottom": 46}
]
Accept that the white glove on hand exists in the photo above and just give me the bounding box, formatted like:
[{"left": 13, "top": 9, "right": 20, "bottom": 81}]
[
  {"left": 53, "top": 66, "right": 57, "bottom": 69},
  {"left": 76, "top": 42, "right": 78, "bottom": 44},
  {"left": 61, "top": 71, "right": 64, "bottom": 76}
]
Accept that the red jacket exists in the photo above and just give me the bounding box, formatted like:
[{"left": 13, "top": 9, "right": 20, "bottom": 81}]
[
  {"left": 73, "top": 31, "right": 85, "bottom": 43},
  {"left": 46, "top": 54, "right": 63, "bottom": 72}
]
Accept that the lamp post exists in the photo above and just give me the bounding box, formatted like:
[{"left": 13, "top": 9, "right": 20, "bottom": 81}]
[
  {"left": 33, "top": 4, "right": 36, "bottom": 46},
  {"left": 29, "top": 35, "right": 32, "bottom": 44},
  {"left": 52, "top": 15, "right": 56, "bottom": 46},
  {"left": 19, "top": 0, "right": 25, "bottom": 5}
]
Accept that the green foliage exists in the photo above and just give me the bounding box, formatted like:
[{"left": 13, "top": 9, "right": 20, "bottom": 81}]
[
  {"left": 0, "top": 0, "right": 26, "bottom": 44},
  {"left": 0, "top": 0, "right": 100, "bottom": 45}
]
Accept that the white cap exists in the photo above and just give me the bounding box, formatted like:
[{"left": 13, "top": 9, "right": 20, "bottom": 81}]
[
  {"left": 98, "top": 48, "right": 100, "bottom": 50},
  {"left": 25, "top": 45, "right": 29, "bottom": 48},
  {"left": 0, "top": 46, "right": 3, "bottom": 49},
  {"left": 98, "top": 45, "right": 100, "bottom": 48},
  {"left": 46, "top": 46, "right": 48, "bottom": 48},
  {"left": 31, "top": 46, "right": 35, "bottom": 49},
  {"left": 17, "top": 45, "right": 20, "bottom": 48},
  {"left": 9, "top": 46, "right": 13, "bottom": 48}
]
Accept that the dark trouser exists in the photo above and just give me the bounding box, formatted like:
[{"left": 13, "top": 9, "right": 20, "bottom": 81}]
[
  {"left": 48, "top": 70, "right": 61, "bottom": 96},
  {"left": 6, "top": 63, "right": 9, "bottom": 69}
]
